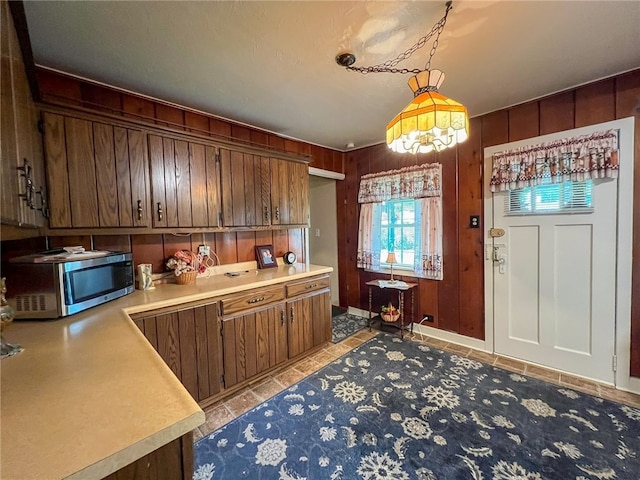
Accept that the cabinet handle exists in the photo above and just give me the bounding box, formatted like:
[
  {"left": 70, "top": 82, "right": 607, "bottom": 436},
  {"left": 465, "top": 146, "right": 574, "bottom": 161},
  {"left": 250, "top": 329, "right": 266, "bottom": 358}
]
[
  {"left": 157, "top": 202, "right": 163, "bottom": 221},
  {"left": 137, "top": 200, "right": 143, "bottom": 220},
  {"left": 280, "top": 310, "right": 285, "bottom": 326},
  {"left": 305, "top": 283, "right": 317, "bottom": 289},
  {"left": 247, "top": 296, "right": 265, "bottom": 304},
  {"left": 290, "top": 306, "right": 294, "bottom": 323},
  {"left": 36, "top": 187, "right": 49, "bottom": 218},
  {"left": 275, "top": 206, "right": 280, "bottom": 220},
  {"left": 17, "top": 159, "right": 35, "bottom": 209}
]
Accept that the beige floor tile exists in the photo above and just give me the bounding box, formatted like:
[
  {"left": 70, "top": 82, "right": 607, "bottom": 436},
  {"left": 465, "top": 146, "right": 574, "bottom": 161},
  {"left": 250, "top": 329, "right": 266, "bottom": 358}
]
[
  {"left": 200, "top": 403, "right": 236, "bottom": 436},
  {"left": 224, "top": 389, "right": 262, "bottom": 417},
  {"left": 342, "top": 337, "right": 365, "bottom": 349},
  {"left": 598, "top": 385, "right": 640, "bottom": 407},
  {"left": 293, "top": 357, "right": 323, "bottom": 375},
  {"left": 193, "top": 427, "right": 204, "bottom": 442},
  {"left": 466, "top": 349, "right": 497, "bottom": 365},
  {"left": 274, "top": 367, "right": 306, "bottom": 388},
  {"left": 310, "top": 349, "right": 335, "bottom": 366},
  {"left": 252, "top": 377, "right": 286, "bottom": 401},
  {"left": 524, "top": 364, "right": 561, "bottom": 384},
  {"left": 559, "top": 374, "right": 599, "bottom": 395},
  {"left": 494, "top": 356, "right": 526, "bottom": 373},
  {"left": 442, "top": 343, "right": 472, "bottom": 356}
]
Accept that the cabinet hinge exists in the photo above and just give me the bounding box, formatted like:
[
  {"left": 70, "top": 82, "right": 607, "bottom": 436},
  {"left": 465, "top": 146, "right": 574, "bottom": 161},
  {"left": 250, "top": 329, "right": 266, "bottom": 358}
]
[
  {"left": 612, "top": 355, "right": 617, "bottom": 372},
  {"left": 37, "top": 119, "right": 44, "bottom": 134},
  {"left": 215, "top": 151, "right": 221, "bottom": 163},
  {"left": 220, "top": 374, "right": 225, "bottom": 385},
  {"left": 218, "top": 212, "right": 223, "bottom": 225}
]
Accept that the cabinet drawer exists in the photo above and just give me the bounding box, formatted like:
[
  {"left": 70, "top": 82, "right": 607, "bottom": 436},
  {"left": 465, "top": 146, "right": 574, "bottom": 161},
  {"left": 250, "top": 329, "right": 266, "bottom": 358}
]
[
  {"left": 220, "top": 285, "right": 285, "bottom": 316},
  {"left": 286, "top": 275, "right": 330, "bottom": 298}
]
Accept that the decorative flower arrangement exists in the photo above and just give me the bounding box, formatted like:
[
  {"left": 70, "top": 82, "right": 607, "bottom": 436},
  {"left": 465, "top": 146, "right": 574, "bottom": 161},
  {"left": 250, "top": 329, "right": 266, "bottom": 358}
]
[
  {"left": 381, "top": 302, "right": 400, "bottom": 322},
  {"left": 165, "top": 250, "right": 206, "bottom": 276}
]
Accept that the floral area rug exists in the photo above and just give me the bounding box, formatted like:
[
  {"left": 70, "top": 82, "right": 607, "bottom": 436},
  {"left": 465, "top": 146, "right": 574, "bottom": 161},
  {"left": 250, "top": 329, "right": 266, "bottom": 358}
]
[
  {"left": 331, "top": 313, "right": 369, "bottom": 343},
  {"left": 193, "top": 334, "right": 640, "bottom": 480}
]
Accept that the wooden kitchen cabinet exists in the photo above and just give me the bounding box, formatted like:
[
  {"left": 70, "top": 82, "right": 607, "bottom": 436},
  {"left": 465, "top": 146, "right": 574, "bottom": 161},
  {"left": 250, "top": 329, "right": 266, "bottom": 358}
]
[
  {"left": 148, "top": 134, "right": 220, "bottom": 228},
  {"left": 43, "top": 111, "right": 150, "bottom": 228},
  {"left": 221, "top": 302, "right": 288, "bottom": 388},
  {"left": 1, "top": 1, "right": 47, "bottom": 234},
  {"left": 219, "top": 284, "right": 287, "bottom": 388},
  {"left": 286, "top": 275, "right": 331, "bottom": 358},
  {"left": 219, "top": 148, "right": 309, "bottom": 227},
  {"left": 270, "top": 157, "right": 309, "bottom": 226},
  {"left": 132, "top": 301, "right": 223, "bottom": 403},
  {"left": 219, "top": 148, "right": 271, "bottom": 227}
]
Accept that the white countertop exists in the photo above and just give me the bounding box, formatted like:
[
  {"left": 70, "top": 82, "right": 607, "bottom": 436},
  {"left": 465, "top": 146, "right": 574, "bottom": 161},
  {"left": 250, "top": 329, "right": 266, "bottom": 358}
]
[{"left": 0, "top": 263, "right": 332, "bottom": 479}]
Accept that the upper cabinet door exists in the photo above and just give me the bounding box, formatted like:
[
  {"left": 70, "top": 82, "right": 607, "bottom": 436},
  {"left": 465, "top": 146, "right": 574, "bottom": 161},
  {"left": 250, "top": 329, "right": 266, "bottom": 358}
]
[
  {"left": 148, "top": 134, "right": 220, "bottom": 228},
  {"left": 1, "top": 1, "right": 47, "bottom": 231},
  {"left": 43, "top": 112, "right": 151, "bottom": 228},
  {"left": 270, "top": 158, "right": 309, "bottom": 226},
  {"left": 219, "top": 148, "right": 270, "bottom": 227}
]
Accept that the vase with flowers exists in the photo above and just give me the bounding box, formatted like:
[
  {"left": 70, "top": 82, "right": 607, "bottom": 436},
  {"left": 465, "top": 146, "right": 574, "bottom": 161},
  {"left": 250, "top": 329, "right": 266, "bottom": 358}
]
[{"left": 166, "top": 250, "right": 205, "bottom": 285}]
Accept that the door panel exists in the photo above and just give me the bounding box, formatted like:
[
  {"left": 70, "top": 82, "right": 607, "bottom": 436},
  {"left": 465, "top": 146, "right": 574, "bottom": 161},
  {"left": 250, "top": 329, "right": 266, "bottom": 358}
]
[{"left": 492, "top": 178, "right": 617, "bottom": 383}]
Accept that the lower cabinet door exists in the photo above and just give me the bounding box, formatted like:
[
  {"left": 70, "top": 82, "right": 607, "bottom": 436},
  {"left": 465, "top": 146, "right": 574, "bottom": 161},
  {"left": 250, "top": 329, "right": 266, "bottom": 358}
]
[
  {"left": 221, "top": 302, "right": 287, "bottom": 389},
  {"left": 287, "top": 288, "right": 331, "bottom": 358},
  {"left": 133, "top": 302, "right": 223, "bottom": 403}
]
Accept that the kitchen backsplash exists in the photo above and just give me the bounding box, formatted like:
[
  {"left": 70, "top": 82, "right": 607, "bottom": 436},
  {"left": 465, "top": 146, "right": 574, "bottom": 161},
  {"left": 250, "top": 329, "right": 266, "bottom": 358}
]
[{"left": 1, "top": 229, "right": 306, "bottom": 276}]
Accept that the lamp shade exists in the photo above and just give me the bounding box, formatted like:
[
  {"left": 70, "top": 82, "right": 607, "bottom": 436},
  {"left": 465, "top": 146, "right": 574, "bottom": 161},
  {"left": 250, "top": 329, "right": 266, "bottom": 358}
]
[
  {"left": 385, "top": 252, "right": 397, "bottom": 264},
  {"left": 386, "top": 69, "right": 469, "bottom": 154}
]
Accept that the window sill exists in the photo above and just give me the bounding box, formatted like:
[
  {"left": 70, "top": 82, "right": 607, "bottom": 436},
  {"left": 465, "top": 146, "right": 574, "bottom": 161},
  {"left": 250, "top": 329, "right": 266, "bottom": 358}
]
[{"left": 364, "top": 267, "right": 432, "bottom": 280}]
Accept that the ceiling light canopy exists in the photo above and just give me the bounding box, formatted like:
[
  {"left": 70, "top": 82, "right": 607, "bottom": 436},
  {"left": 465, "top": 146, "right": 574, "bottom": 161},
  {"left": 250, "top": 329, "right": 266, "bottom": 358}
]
[{"left": 337, "top": 1, "right": 468, "bottom": 155}]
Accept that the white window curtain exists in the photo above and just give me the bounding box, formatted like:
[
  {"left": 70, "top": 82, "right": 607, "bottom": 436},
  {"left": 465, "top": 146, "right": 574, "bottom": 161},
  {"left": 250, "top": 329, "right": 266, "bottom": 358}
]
[
  {"left": 357, "top": 163, "right": 443, "bottom": 280},
  {"left": 414, "top": 196, "right": 443, "bottom": 279},
  {"left": 490, "top": 130, "right": 619, "bottom": 192}
]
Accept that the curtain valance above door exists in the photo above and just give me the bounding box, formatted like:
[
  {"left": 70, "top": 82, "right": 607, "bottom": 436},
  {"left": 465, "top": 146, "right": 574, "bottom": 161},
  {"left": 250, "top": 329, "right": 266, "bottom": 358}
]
[{"left": 489, "top": 130, "right": 619, "bottom": 192}]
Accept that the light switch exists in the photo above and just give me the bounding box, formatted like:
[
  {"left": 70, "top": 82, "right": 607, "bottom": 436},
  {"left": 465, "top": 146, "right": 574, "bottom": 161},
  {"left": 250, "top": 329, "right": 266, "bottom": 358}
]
[{"left": 315, "top": 228, "right": 321, "bottom": 237}]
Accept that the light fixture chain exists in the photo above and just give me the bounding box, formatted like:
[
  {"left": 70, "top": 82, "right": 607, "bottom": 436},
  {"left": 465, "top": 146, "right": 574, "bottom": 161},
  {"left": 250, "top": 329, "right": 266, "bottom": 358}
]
[{"left": 347, "top": 1, "right": 452, "bottom": 75}]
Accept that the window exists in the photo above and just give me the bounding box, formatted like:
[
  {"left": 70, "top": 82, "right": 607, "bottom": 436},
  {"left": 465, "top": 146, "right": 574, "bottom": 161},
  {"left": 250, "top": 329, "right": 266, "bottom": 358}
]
[
  {"left": 506, "top": 180, "right": 593, "bottom": 215},
  {"left": 379, "top": 199, "right": 418, "bottom": 268}
]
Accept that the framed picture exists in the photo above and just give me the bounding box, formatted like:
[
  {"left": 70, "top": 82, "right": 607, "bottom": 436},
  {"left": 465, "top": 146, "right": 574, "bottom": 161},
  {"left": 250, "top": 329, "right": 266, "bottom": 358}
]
[{"left": 255, "top": 244, "right": 277, "bottom": 269}]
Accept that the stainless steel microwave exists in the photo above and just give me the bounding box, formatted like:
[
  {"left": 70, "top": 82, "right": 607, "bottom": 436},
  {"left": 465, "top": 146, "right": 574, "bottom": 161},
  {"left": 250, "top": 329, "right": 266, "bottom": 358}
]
[{"left": 2, "top": 251, "right": 134, "bottom": 319}]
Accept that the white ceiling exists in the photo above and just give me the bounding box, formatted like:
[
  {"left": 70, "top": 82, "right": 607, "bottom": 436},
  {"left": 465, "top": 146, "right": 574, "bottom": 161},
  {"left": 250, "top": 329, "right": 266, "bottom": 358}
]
[{"left": 23, "top": 1, "right": 640, "bottom": 152}]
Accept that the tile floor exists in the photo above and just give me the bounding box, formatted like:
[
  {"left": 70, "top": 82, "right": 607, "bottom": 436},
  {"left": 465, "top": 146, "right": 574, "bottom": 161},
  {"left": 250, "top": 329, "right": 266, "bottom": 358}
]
[{"left": 194, "top": 327, "right": 640, "bottom": 441}]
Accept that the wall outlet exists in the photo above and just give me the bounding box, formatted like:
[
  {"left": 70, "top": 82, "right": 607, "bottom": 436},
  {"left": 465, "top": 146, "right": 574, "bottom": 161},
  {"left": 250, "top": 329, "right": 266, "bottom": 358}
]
[
  {"left": 198, "top": 245, "right": 210, "bottom": 257},
  {"left": 421, "top": 314, "right": 434, "bottom": 323}
]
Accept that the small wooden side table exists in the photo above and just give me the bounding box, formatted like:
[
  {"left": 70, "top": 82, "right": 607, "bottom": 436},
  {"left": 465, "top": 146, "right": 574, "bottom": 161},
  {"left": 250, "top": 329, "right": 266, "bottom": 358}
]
[{"left": 366, "top": 279, "right": 418, "bottom": 339}]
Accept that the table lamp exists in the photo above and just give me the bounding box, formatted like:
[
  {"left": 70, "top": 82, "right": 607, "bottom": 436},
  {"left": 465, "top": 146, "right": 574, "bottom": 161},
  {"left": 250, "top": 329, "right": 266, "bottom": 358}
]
[{"left": 385, "top": 252, "right": 397, "bottom": 283}]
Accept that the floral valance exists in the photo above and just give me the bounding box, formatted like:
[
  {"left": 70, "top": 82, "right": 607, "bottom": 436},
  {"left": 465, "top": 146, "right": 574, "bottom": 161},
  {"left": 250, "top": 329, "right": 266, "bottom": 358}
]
[
  {"left": 490, "top": 130, "right": 619, "bottom": 192},
  {"left": 358, "top": 163, "right": 442, "bottom": 203}
]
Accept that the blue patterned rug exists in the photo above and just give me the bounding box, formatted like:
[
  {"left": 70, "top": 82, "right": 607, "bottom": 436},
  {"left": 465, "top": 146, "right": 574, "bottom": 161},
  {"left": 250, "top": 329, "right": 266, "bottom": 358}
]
[
  {"left": 193, "top": 334, "right": 640, "bottom": 480},
  {"left": 331, "top": 313, "right": 369, "bottom": 343}
]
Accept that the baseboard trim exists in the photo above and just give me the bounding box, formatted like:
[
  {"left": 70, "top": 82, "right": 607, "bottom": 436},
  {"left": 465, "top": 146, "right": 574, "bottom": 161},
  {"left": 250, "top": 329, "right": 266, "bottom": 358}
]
[{"left": 412, "top": 323, "right": 488, "bottom": 352}]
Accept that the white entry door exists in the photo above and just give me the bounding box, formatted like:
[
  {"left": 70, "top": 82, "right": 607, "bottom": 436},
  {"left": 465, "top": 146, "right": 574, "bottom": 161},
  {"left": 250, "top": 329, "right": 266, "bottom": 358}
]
[{"left": 488, "top": 171, "right": 618, "bottom": 384}]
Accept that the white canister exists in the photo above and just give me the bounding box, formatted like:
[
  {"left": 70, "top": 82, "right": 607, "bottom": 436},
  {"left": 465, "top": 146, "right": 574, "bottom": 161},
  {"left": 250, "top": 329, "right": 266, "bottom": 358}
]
[{"left": 137, "top": 264, "right": 155, "bottom": 290}]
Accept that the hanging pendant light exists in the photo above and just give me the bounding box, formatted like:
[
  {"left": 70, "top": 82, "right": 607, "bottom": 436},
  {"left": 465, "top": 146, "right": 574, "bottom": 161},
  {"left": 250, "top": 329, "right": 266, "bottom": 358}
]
[
  {"left": 386, "top": 69, "right": 468, "bottom": 154},
  {"left": 337, "top": 1, "right": 467, "bottom": 154}
]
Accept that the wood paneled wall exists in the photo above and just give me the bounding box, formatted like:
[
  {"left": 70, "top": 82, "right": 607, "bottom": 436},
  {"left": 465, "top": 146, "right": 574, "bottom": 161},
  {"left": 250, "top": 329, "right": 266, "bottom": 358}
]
[
  {"left": 35, "top": 69, "right": 344, "bottom": 174},
  {"left": 337, "top": 70, "right": 640, "bottom": 376},
  {"left": 0, "top": 229, "right": 307, "bottom": 276}
]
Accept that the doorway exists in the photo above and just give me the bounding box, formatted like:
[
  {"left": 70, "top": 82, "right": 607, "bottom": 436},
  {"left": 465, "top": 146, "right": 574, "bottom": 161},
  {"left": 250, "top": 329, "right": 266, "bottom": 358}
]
[
  {"left": 309, "top": 174, "right": 340, "bottom": 306},
  {"left": 483, "top": 118, "right": 635, "bottom": 388}
]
